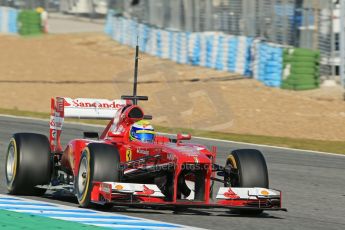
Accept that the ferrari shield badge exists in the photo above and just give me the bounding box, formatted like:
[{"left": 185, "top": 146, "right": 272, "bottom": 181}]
[{"left": 126, "top": 148, "right": 132, "bottom": 161}]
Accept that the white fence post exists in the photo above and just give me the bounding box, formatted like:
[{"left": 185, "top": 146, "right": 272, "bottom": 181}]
[{"left": 340, "top": 0, "right": 345, "bottom": 88}]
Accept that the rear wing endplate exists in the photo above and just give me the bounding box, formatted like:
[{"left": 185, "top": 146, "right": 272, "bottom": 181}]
[{"left": 49, "top": 97, "right": 129, "bottom": 152}]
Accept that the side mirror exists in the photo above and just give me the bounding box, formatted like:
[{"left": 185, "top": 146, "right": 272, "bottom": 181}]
[{"left": 177, "top": 133, "right": 191, "bottom": 141}]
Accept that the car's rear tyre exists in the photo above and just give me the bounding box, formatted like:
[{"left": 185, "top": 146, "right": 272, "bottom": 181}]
[
  {"left": 225, "top": 149, "right": 269, "bottom": 215},
  {"left": 75, "top": 143, "right": 120, "bottom": 208},
  {"left": 5, "top": 133, "right": 52, "bottom": 195}
]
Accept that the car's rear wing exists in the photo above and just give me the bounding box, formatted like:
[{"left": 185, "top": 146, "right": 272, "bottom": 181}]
[{"left": 49, "top": 97, "right": 129, "bottom": 152}]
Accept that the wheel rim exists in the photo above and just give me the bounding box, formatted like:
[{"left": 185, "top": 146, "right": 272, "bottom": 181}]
[
  {"left": 6, "top": 144, "right": 16, "bottom": 183},
  {"left": 78, "top": 156, "right": 88, "bottom": 194},
  {"left": 224, "top": 154, "right": 239, "bottom": 187}
]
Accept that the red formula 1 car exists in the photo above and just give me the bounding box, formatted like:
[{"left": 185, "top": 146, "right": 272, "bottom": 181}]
[{"left": 5, "top": 45, "right": 286, "bottom": 215}]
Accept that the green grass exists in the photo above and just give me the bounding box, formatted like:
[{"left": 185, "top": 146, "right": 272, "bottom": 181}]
[
  {"left": 156, "top": 126, "right": 345, "bottom": 155},
  {"left": 0, "top": 107, "right": 48, "bottom": 119},
  {"left": 0, "top": 209, "right": 103, "bottom": 229},
  {"left": 0, "top": 108, "right": 344, "bottom": 155}
]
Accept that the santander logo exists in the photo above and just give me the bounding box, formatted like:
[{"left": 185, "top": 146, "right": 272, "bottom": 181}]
[
  {"left": 64, "top": 100, "right": 71, "bottom": 106},
  {"left": 64, "top": 99, "right": 124, "bottom": 109}
]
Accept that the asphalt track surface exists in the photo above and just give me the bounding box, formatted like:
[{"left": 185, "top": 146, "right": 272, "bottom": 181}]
[{"left": 0, "top": 115, "right": 344, "bottom": 230}]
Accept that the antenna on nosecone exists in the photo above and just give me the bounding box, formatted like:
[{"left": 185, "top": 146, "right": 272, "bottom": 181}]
[
  {"left": 132, "top": 36, "right": 139, "bottom": 105},
  {"left": 121, "top": 36, "right": 152, "bottom": 121}
]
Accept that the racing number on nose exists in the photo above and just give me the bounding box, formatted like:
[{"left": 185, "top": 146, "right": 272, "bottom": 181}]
[{"left": 126, "top": 149, "right": 132, "bottom": 161}]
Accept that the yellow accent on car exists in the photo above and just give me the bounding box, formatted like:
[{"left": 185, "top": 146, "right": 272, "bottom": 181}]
[
  {"left": 136, "top": 130, "right": 155, "bottom": 134},
  {"left": 79, "top": 148, "right": 91, "bottom": 204},
  {"left": 115, "top": 185, "right": 124, "bottom": 190},
  {"left": 261, "top": 190, "right": 270, "bottom": 195},
  {"left": 7, "top": 138, "right": 18, "bottom": 190},
  {"left": 126, "top": 149, "right": 132, "bottom": 161},
  {"left": 227, "top": 154, "right": 237, "bottom": 169},
  {"left": 135, "top": 120, "right": 151, "bottom": 126}
]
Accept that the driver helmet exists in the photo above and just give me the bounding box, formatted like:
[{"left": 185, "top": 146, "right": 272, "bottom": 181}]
[{"left": 130, "top": 120, "right": 155, "bottom": 143}]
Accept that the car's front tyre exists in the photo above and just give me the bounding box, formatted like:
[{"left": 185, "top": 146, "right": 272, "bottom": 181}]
[
  {"left": 75, "top": 143, "right": 120, "bottom": 208},
  {"left": 225, "top": 149, "right": 269, "bottom": 215}
]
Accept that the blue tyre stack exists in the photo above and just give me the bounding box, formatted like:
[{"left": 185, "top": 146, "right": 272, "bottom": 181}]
[
  {"left": 253, "top": 42, "right": 283, "bottom": 87},
  {"left": 0, "top": 7, "right": 19, "bottom": 34}
]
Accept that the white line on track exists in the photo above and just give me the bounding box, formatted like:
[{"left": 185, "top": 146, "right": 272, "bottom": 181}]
[
  {"left": 191, "top": 135, "right": 345, "bottom": 157},
  {"left": 0, "top": 194, "right": 204, "bottom": 230},
  {"left": 90, "top": 224, "right": 176, "bottom": 229},
  {"left": 12, "top": 214, "right": 148, "bottom": 222},
  {"left": 1, "top": 113, "right": 344, "bottom": 157}
]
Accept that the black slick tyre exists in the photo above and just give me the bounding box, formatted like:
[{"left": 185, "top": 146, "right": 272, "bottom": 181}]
[
  {"left": 5, "top": 133, "right": 52, "bottom": 195},
  {"left": 225, "top": 149, "right": 269, "bottom": 215},
  {"left": 75, "top": 143, "right": 120, "bottom": 208}
]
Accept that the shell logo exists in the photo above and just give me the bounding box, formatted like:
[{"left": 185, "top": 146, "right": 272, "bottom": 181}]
[
  {"left": 260, "top": 190, "right": 270, "bottom": 195},
  {"left": 115, "top": 184, "right": 124, "bottom": 190}
]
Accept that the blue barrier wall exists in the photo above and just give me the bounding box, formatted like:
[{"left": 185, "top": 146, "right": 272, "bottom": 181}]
[
  {"left": 105, "top": 14, "right": 284, "bottom": 87},
  {"left": 0, "top": 7, "right": 18, "bottom": 34},
  {"left": 252, "top": 41, "right": 283, "bottom": 87}
]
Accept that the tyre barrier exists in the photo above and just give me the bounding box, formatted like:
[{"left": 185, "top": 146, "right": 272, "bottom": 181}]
[
  {"left": 0, "top": 7, "right": 45, "bottom": 36},
  {"left": 105, "top": 15, "right": 253, "bottom": 77},
  {"left": 18, "top": 10, "right": 43, "bottom": 36},
  {"left": 281, "top": 48, "right": 320, "bottom": 90},
  {"left": 105, "top": 14, "right": 321, "bottom": 90},
  {"left": 252, "top": 40, "right": 284, "bottom": 87},
  {"left": 0, "top": 7, "right": 18, "bottom": 34}
]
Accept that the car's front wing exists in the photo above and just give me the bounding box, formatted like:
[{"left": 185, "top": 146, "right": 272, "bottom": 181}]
[{"left": 90, "top": 182, "right": 287, "bottom": 212}]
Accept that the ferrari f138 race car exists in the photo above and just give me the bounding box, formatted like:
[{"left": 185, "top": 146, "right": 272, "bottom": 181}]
[{"left": 5, "top": 45, "right": 286, "bottom": 215}]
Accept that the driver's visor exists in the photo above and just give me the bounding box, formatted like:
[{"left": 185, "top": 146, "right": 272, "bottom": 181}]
[{"left": 135, "top": 133, "right": 155, "bottom": 143}]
